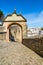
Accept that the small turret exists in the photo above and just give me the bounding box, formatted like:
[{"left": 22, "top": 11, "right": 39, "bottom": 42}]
[{"left": 13, "top": 9, "right": 16, "bottom": 14}]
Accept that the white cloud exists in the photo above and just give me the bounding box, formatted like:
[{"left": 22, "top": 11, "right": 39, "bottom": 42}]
[{"left": 23, "top": 11, "right": 43, "bottom": 28}]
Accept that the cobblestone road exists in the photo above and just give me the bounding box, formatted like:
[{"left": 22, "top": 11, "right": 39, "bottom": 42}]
[{"left": 0, "top": 40, "right": 43, "bottom": 65}]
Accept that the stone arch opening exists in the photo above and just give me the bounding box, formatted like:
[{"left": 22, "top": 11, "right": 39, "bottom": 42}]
[{"left": 7, "top": 23, "right": 22, "bottom": 42}]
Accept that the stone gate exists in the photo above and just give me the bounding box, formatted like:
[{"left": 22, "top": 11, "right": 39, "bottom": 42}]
[{"left": 2, "top": 10, "right": 27, "bottom": 42}]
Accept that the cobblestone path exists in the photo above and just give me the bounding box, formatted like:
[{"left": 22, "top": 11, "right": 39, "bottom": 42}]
[{"left": 0, "top": 40, "right": 43, "bottom": 65}]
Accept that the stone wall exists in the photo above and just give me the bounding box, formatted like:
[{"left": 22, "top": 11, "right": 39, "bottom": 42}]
[
  {"left": 22, "top": 37, "right": 43, "bottom": 57},
  {"left": 0, "top": 32, "right": 6, "bottom": 40}
]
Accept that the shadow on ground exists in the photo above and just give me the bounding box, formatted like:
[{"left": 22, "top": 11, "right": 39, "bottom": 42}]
[{"left": 22, "top": 37, "right": 43, "bottom": 57}]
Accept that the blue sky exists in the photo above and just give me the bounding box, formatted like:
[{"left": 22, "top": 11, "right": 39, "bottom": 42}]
[{"left": 0, "top": 0, "right": 43, "bottom": 28}]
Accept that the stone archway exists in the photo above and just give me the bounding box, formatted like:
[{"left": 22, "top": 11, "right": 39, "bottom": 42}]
[
  {"left": 8, "top": 24, "right": 22, "bottom": 42},
  {"left": 3, "top": 11, "right": 27, "bottom": 42}
]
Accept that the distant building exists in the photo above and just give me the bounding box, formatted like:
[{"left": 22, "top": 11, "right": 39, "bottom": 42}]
[{"left": 27, "top": 28, "right": 43, "bottom": 38}]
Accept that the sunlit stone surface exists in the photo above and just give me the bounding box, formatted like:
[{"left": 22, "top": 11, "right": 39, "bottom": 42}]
[{"left": 0, "top": 40, "right": 43, "bottom": 65}]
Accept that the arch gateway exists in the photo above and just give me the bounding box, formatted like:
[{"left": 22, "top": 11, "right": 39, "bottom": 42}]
[{"left": 2, "top": 11, "right": 27, "bottom": 42}]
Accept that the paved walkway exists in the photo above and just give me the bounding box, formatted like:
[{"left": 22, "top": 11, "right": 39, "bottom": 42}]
[{"left": 0, "top": 40, "right": 43, "bottom": 65}]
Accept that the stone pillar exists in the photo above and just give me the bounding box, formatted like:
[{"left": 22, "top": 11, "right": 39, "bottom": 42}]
[
  {"left": 23, "top": 24, "right": 27, "bottom": 38},
  {"left": 6, "top": 29, "right": 9, "bottom": 42}
]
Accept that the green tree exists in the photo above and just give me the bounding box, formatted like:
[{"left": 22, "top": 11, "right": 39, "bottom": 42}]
[
  {"left": 0, "top": 10, "right": 4, "bottom": 20},
  {"left": 41, "top": 28, "right": 43, "bottom": 30}
]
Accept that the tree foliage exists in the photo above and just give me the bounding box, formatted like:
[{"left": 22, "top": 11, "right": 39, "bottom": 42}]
[
  {"left": 0, "top": 10, "right": 4, "bottom": 20},
  {"left": 41, "top": 28, "right": 43, "bottom": 30}
]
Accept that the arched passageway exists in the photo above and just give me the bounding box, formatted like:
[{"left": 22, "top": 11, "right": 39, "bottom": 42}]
[{"left": 8, "top": 24, "right": 22, "bottom": 42}]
